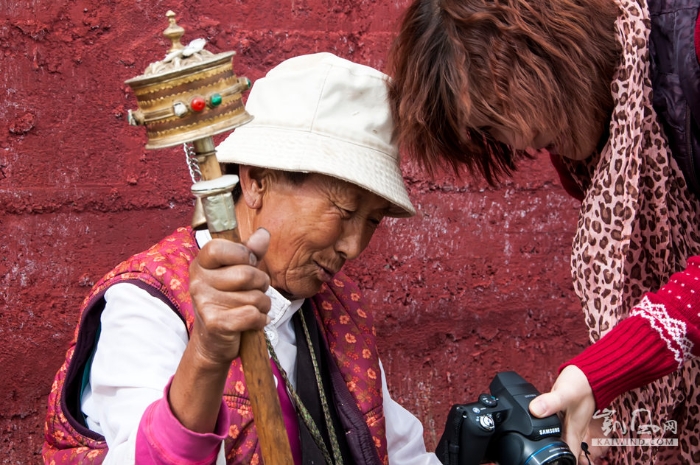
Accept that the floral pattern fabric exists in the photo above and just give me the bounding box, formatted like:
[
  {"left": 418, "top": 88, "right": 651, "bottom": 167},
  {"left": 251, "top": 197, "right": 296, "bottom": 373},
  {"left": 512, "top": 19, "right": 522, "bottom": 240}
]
[{"left": 43, "top": 227, "right": 387, "bottom": 464}]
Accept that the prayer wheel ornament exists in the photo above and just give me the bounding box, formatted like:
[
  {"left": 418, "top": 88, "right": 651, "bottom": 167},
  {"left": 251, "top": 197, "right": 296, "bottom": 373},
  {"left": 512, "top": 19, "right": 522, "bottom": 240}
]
[
  {"left": 123, "top": 12, "right": 295, "bottom": 465},
  {"left": 125, "top": 11, "right": 252, "bottom": 149},
  {"left": 124, "top": 10, "right": 253, "bottom": 230}
]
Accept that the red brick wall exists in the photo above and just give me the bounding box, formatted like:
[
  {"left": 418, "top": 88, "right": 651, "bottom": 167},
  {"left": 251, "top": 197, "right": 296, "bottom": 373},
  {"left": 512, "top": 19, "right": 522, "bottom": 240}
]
[{"left": 0, "top": 1, "right": 587, "bottom": 461}]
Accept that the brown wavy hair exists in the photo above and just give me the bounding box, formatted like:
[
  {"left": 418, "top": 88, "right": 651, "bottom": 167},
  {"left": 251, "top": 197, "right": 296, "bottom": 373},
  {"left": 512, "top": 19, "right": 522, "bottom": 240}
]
[{"left": 387, "top": 0, "right": 620, "bottom": 184}]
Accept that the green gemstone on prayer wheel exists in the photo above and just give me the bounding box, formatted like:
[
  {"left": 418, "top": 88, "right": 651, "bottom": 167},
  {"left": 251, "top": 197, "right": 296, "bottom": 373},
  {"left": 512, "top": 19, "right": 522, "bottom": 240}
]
[{"left": 210, "top": 93, "right": 223, "bottom": 106}]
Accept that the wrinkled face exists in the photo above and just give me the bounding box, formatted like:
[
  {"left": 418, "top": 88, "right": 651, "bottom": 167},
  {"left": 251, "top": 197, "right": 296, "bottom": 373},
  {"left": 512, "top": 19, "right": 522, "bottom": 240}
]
[{"left": 256, "top": 173, "right": 390, "bottom": 300}]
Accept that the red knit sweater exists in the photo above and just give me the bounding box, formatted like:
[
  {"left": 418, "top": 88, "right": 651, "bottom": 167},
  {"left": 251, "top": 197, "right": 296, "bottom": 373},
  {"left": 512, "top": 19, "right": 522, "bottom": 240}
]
[{"left": 562, "top": 257, "right": 700, "bottom": 409}]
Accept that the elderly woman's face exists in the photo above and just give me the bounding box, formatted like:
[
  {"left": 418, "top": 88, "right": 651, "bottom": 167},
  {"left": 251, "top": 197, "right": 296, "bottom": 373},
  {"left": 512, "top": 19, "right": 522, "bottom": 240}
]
[{"left": 254, "top": 172, "right": 390, "bottom": 300}]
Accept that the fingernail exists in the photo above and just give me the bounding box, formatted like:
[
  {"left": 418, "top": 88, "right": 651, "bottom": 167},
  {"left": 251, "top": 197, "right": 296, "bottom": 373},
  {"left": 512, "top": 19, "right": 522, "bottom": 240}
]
[
  {"left": 249, "top": 252, "right": 257, "bottom": 266},
  {"left": 530, "top": 399, "right": 545, "bottom": 416},
  {"left": 265, "top": 315, "right": 271, "bottom": 325}
]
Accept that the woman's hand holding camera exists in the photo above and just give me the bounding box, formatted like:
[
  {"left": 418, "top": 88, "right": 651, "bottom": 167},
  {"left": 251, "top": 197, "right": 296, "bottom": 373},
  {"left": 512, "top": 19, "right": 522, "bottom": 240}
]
[{"left": 529, "top": 365, "right": 609, "bottom": 464}]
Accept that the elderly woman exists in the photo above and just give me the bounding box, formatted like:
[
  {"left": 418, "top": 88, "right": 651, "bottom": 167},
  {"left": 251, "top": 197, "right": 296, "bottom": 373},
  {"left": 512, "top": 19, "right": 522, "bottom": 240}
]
[
  {"left": 388, "top": 0, "right": 700, "bottom": 463},
  {"left": 44, "top": 53, "right": 442, "bottom": 465}
]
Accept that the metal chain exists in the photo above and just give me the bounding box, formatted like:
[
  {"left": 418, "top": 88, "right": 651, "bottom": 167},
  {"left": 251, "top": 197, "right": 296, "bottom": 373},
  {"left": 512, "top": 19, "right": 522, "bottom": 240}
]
[
  {"left": 298, "top": 310, "right": 344, "bottom": 465},
  {"left": 183, "top": 143, "right": 202, "bottom": 183},
  {"left": 266, "top": 319, "right": 343, "bottom": 465}
]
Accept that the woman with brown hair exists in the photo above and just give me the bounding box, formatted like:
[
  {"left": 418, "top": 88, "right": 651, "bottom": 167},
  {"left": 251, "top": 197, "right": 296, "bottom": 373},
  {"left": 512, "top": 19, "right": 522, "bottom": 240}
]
[{"left": 388, "top": 0, "right": 700, "bottom": 463}]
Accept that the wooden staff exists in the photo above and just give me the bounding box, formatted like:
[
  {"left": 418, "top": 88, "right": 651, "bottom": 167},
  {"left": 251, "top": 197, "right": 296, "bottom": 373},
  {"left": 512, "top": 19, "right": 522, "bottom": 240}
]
[
  {"left": 191, "top": 137, "right": 294, "bottom": 465},
  {"left": 125, "top": 12, "right": 294, "bottom": 464}
]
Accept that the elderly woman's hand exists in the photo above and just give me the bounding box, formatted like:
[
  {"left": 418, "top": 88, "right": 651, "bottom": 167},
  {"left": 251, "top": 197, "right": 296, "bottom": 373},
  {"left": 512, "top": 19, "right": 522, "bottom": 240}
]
[
  {"left": 168, "top": 229, "right": 272, "bottom": 433},
  {"left": 529, "top": 365, "right": 606, "bottom": 464},
  {"left": 188, "top": 228, "right": 272, "bottom": 367}
]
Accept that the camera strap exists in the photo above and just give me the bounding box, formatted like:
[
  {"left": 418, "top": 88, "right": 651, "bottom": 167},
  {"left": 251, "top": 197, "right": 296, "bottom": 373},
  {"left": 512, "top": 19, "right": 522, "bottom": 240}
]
[{"left": 581, "top": 442, "right": 593, "bottom": 465}]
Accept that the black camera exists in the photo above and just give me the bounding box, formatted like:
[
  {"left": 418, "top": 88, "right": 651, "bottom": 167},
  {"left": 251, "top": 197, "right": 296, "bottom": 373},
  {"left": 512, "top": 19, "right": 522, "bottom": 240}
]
[{"left": 436, "top": 371, "right": 576, "bottom": 465}]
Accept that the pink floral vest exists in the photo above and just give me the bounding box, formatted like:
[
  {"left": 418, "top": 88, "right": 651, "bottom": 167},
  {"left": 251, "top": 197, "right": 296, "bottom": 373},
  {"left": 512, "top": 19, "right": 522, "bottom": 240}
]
[{"left": 43, "top": 227, "right": 388, "bottom": 464}]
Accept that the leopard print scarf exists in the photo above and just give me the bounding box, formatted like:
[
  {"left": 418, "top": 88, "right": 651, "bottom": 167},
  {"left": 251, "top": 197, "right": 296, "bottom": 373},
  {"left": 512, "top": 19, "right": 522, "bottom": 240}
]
[{"left": 562, "top": 0, "right": 700, "bottom": 462}]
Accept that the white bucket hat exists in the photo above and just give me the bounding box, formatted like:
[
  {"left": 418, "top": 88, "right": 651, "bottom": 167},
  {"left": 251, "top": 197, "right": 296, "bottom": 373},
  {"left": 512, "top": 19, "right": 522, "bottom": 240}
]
[{"left": 216, "top": 52, "right": 416, "bottom": 218}]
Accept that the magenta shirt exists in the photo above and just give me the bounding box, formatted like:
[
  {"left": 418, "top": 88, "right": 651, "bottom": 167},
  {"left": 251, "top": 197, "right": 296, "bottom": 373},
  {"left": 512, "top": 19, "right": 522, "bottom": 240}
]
[{"left": 135, "top": 374, "right": 302, "bottom": 465}]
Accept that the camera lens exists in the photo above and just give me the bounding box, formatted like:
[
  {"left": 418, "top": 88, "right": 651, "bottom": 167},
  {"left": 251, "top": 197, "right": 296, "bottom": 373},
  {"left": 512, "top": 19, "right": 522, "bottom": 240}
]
[
  {"left": 497, "top": 434, "right": 576, "bottom": 465},
  {"left": 524, "top": 441, "right": 576, "bottom": 465}
]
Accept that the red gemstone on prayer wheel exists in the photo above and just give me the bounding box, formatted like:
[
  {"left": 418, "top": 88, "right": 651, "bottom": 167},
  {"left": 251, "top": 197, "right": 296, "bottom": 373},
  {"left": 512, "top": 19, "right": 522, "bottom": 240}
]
[{"left": 190, "top": 96, "right": 206, "bottom": 112}]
